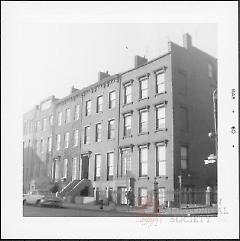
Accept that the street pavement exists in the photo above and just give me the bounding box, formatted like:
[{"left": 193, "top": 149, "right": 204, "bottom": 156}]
[{"left": 23, "top": 203, "right": 217, "bottom": 217}]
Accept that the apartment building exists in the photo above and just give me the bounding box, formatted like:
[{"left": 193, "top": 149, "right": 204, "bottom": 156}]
[{"left": 23, "top": 33, "right": 217, "bottom": 206}]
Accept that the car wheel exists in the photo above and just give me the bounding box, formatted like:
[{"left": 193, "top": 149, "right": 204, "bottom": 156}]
[{"left": 36, "top": 200, "right": 42, "bottom": 207}]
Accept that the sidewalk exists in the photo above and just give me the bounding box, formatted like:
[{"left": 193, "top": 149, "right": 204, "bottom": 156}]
[{"left": 62, "top": 202, "right": 218, "bottom": 216}]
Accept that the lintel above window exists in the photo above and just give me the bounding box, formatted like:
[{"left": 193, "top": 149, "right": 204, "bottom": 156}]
[
  {"left": 155, "top": 101, "right": 168, "bottom": 108},
  {"left": 137, "top": 105, "right": 150, "bottom": 112},
  {"left": 154, "top": 140, "right": 169, "bottom": 146},
  {"left": 137, "top": 143, "right": 150, "bottom": 149},
  {"left": 154, "top": 66, "right": 167, "bottom": 75},
  {"left": 137, "top": 73, "right": 150, "bottom": 80},
  {"left": 121, "top": 110, "right": 133, "bottom": 116},
  {"left": 122, "top": 79, "right": 134, "bottom": 86}
]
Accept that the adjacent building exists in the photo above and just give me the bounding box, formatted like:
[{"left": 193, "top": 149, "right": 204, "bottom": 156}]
[{"left": 23, "top": 33, "right": 217, "bottom": 206}]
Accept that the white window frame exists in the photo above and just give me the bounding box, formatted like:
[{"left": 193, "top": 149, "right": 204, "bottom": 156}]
[
  {"left": 84, "top": 126, "right": 90, "bottom": 144},
  {"left": 95, "top": 123, "right": 102, "bottom": 142},
  {"left": 63, "top": 158, "right": 68, "bottom": 178},
  {"left": 96, "top": 95, "right": 103, "bottom": 113},
  {"left": 180, "top": 146, "right": 188, "bottom": 170},
  {"left": 74, "top": 104, "right": 80, "bottom": 120},
  {"left": 64, "top": 132, "right": 70, "bottom": 148},
  {"left": 73, "top": 129, "right": 79, "bottom": 147},
  {"left": 107, "top": 152, "right": 114, "bottom": 179},
  {"left": 108, "top": 119, "right": 115, "bottom": 139},
  {"left": 95, "top": 154, "right": 101, "bottom": 180},
  {"left": 139, "top": 78, "right": 148, "bottom": 99},
  {"left": 124, "top": 83, "right": 132, "bottom": 104},
  {"left": 156, "top": 71, "right": 165, "bottom": 94},
  {"left": 109, "top": 91, "right": 116, "bottom": 109},
  {"left": 139, "top": 109, "right": 148, "bottom": 133},
  {"left": 156, "top": 104, "right": 166, "bottom": 130},
  {"left": 139, "top": 145, "right": 148, "bottom": 177},
  {"left": 123, "top": 113, "right": 132, "bottom": 137},
  {"left": 56, "top": 134, "right": 61, "bottom": 150},
  {"left": 58, "top": 112, "right": 62, "bottom": 126},
  {"left": 86, "top": 100, "right": 91, "bottom": 116},
  {"left": 156, "top": 143, "right": 166, "bottom": 176}
]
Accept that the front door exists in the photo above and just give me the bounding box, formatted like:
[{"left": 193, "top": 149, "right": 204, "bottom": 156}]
[{"left": 81, "top": 155, "right": 89, "bottom": 179}]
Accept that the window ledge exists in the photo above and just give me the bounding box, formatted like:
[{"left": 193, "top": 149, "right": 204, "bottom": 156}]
[
  {"left": 155, "top": 91, "right": 167, "bottom": 97},
  {"left": 138, "top": 176, "right": 150, "bottom": 180},
  {"left": 138, "top": 97, "right": 149, "bottom": 102},
  {"left": 108, "top": 138, "right": 115, "bottom": 141},
  {"left": 96, "top": 111, "right": 103, "bottom": 114},
  {"left": 156, "top": 176, "right": 168, "bottom": 179},
  {"left": 123, "top": 135, "right": 133, "bottom": 139},
  {"left": 138, "top": 132, "right": 149, "bottom": 136},
  {"left": 155, "top": 128, "right": 167, "bottom": 133},
  {"left": 123, "top": 102, "right": 133, "bottom": 107}
]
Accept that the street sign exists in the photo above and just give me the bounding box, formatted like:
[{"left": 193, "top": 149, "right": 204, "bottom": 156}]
[
  {"left": 208, "top": 154, "right": 217, "bottom": 160},
  {"left": 204, "top": 159, "right": 216, "bottom": 165}
]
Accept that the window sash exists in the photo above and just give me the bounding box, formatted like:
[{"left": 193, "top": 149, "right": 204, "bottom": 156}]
[
  {"left": 107, "top": 153, "right": 114, "bottom": 177},
  {"left": 108, "top": 120, "right": 115, "bottom": 139},
  {"left": 74, "top": 105, "right": 80, "bottom": 120},
  {"left": 96, "top": 124, "right": 102, "bottom": 142},
  {"left": 124, "top": 115, "right": 132, "bottom": 136},
  {"left": 56, "top": 135, "right": 61, "bottom": 150},
  {"left": 156, "top": 106, "right": 166, "bottom": 129},
  {"left": 97, "top": 96, "right": 103, "bottom": 112},
  {"left": 156, "top": 145, "right": 166, "bottom": 176},
  {"left": 84, "top": 126, "right": 90, "bottom": 144},
  {"left": 58, "top": 112, "right": 62, "bottom": 126},
  {"left": 66, "top": 109, "right": 71, "bottom": 123},
  {"left": 63, "top": 159, "right": 68, "bottom": 178},
  {"left": 139, "top": 147, "right": 148, "bottom": 176},
  {"left": 65, "top": 132, "right": 69, "bottom": 148},
  {"left": 124, "top": 85, "right": 132, "bottom": 104},
  {"left": 122, "top": 149, "right": 131, "bottom": 175},
  {"left": 109, "top": 91, "right": 116, "bottom": 108},
  {"left": 86, "top": 101, "right": 91, "bottom": 116},
  {"left": 95, "top": 155, "right": 101, "bottom": 178},
  {"left": 140, "top": 79, "right": 148, "bottom": 99},
  {"left": 139, "top": 111, "right": 148, "bottom": 133},
  {"left": 48, "top": 137, "right": 52, "bottom": 152},
  {"left": 73, "top": 130, "right": 79, "bottom": 146}
]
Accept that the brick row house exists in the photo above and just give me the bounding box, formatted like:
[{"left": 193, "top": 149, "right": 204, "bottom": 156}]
[{"left": 23, "top": 34, "right": 217, "bottom": 207}]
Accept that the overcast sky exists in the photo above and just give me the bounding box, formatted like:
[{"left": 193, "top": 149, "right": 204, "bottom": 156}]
[{"left": 4, "top": 3, "right": 218, "bottom": 114}]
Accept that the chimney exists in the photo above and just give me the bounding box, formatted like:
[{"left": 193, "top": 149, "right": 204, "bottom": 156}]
[
  {"left": 183, "top": 33, "right": 192, "bottom": 49},
  {"left": 134, "top": 55, "right": 148, "bottom": 68},
  {"left": 71, "top": 85, "right": 79, "bottom": 94},
  {"left": 98, "top": 71, "right": 110, "bottom": 81}
]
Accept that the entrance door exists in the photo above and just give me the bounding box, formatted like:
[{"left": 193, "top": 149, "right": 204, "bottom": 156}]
[
  {"left": 117, "top": 187, "right": 127, "bottom": 205},
  {"left": 81, "top": 155, "right": 89, "bottom": 179}
]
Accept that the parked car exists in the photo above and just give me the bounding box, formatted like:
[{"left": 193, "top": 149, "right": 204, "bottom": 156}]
[{"left": 23, "top": 190, "right": 63, "bottom": 208}]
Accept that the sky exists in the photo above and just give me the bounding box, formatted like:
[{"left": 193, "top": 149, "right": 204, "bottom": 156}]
[{"left": 2, "top": 2, "right": 218, "bottom": 114}]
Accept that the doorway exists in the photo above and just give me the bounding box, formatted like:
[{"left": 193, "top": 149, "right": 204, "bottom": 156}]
[{"left": 81, "top": 155, "right": 89, "bottom": 179}]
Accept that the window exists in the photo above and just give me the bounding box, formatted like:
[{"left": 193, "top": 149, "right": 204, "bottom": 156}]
[
  {"left": 96, "top": 96, "right": 103, "bottom": 113},
  {"left": 122, "top": 148, "right": 131, "bottom": 175},
  {"left": 65, "top": 108, "right": 71, "bottom": 123},
  {"left": 58, "top": 112, "right": 62, "bottom": 126},
  {"left": 156, "top": 104, "right": 166, "bottom": 130},
  {"left": 124, "top": 84, "right": 132, "bottom": 104},
  {"left": 63, "top": 159, "right": 68, "bottom": 178},
  {"left": 95, "top": 154, "right": 101, "bottom": 180},
  {"left": 156, "top": 72, "right": 165, "bottom": 94},
  {"left": 40, "top": 139, "right": 44, "bottom": 153},
  {"left": 208, "top": 63, "right": 213, "bottom": 78},
  {"left": 108, "top": 119, "right": 115, "bottom": 139},
  {"left": 49, "top": 115, "right": 53, "bottom": 126},
  {"left": 139, "top": 79, "right": 148, "bottom": 99},
  {"left": 158, "top": 187, "right": 166, "bottom": 206},
  {"left": 84, "top": 126, "right": 90, "bottom": 144},
  {"left": 180, "top": 107, "right": 188, "bottom": 131},
  {"left": 124, "top": 114, "right": 132, "bottom": 137},
  {"left": 180, "top": 146, "right": 188, "bottom": 170},
  {"left": 86, "top": 100, "right": 91, "bottom": 116},
  {"left": 37, "top": 120, "right": 41, "bottom": 131},
  {"left": 107, "top": 152, "right": 114, "bottom": 180},
  {"left": 73, "top": 129, "right": 79, "bottom": 147},
  {"left": 139, "top": 146, "right": 148, "bottom": 176},
  {"left": 64, "top": 132, "right": 70, "bottom": 148},
  {"left": 56, "top": 134, "right": 61, "bottom": 150},
  {"left": 95, "top": 123, "right": 102, "bottom": 142},
  {"left": 42, "top": 118, "right": 47, "bottom": 131},
  {"left": 109, "top": 91, "right": 116, "bottom": 109},
  {"left": 156, "top": 144, "right": 166, "bottom": 176},
  {"left": 139, "top": 188, "right": 148, "bottom": 206},
  {"left": 74, "top": 104, "right": 80, "bottom": 120},
  {"left": 47, "top": 136, "right": 52, "bottom": 152},
  {"left": 139, "top": 109, "right": 148, "bottom": 133},
  {"left": 72, "top": 157, "right": 78, "bottom": 180}
]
